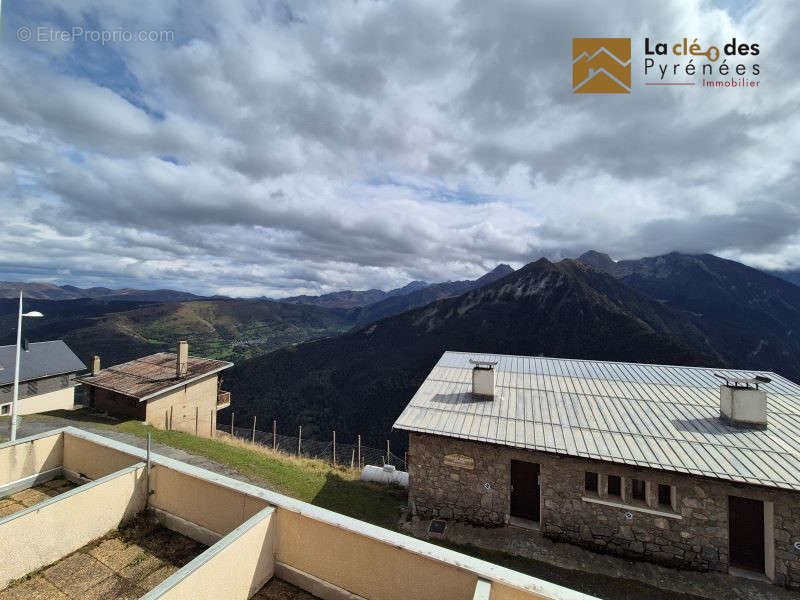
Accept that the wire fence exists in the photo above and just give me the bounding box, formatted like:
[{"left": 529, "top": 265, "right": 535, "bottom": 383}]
[{"left": 222, "top": 421, "right": 406, "bottom": 472}]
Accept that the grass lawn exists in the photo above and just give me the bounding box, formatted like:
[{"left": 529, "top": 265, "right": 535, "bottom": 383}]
[{"left": 6, "top": 410, "right": 406, "bottom": 530}]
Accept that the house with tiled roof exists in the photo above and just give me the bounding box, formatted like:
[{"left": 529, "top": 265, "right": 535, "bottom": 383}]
[{"left": 78, "top": 341, "right": 232, "bottom": 437}]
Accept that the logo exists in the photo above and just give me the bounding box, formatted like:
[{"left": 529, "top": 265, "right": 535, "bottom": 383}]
[{"left": 572, "top": 38, "right": 631, "bottom": 93}]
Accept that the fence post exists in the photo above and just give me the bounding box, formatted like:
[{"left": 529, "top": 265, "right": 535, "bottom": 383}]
[
  {"left": 165, "top": 410, "right": 169, "bottom": 430},
  {"left": 332, "top": 431, "right": 336, "bottom": 466},
  {"left": 272, "top": 420, "right": 277, "bottom": 450},
  {"left": 195, "top": 407, "right": 199, "bottom": 436},
  {"left": 387, "top": 440, "right": 391, "bottom": 465},
  {"left": 298, "top": 426, "right": 302, "bottom": 457},
  {"left": 210, "top": 410, "right": 214, "bottom": 438},
  {"left": 357, "top": 435, "right": 361, "bottom": 469},
  {"left": 404, "top": 451, "right": 407, "bottom": 470},
  {"left": 252, "top": 415, "right": 257, "bottom": 444},
  {"left": 169, "top": 406, "right": 173, "bottom": 431},
  {"left": 350, "top": 448, "right": 355, "bottom": 469},
  {"left": 231, "top": 412, "right": 234, "bottom": 436}
]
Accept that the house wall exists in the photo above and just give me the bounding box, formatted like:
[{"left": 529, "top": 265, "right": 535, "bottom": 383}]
[
  {"left": 16, "top": 386, "right": 75, "bottom": 414},
  {"left": 0, "top": 374, "right": 77, "bottom": 415},
  {"left": 408, "top": 432, "right": 800, "bottom": 588},
  {"left": 91, "top": 387, "right": 146, "bottom": 420},
  {"left": 145, "top": 374, "right": 219, "bottom": 437}
]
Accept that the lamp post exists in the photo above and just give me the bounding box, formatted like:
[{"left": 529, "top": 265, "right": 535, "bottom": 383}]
[{"left": 9, "top": 292, "right": 43, "bottom": 441}]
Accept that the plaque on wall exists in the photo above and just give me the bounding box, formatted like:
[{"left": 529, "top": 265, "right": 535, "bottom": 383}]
[{"left": 443, "top": 453, "right": 474, "bottom": 470}]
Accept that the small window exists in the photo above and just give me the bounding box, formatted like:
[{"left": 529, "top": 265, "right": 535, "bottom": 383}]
[
  {"left": 631, "top": 479, "right": 646, "bottom": 502},
  {"left": 61, "top": 374, "right": 70, "bottom": 387},
  {"left": 27, "top": 381, "right": 38, "bottom": 395},
  {"left": 585, "top": 471, "right": 598, "bottom": 493},
  {"left": 607, "top": 475, "right": 621, "bottom": 497},
  {"left": 0, "top": 404, "right": 9, "bottom": 415},
  {"left": 658, "top": 484, "right": 672, "bottom": 507}
]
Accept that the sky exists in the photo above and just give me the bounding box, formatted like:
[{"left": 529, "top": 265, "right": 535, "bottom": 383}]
[{"left": 0, "top": 0, "right": 798, "bottom": 297}]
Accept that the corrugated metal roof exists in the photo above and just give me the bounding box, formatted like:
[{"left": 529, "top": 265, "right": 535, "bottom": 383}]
[
  {"left": 0, "top": 341, "right": 86, "bottom": 386},
  {"left": 393, "top": 351, "right": 800, "bottom": 491},
  {"left": 77, "top": 352, "right": 232, "bottom": 400}
]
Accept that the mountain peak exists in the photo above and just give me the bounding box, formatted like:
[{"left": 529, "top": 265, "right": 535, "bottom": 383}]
[
  {"left": 577, "top": 251, "right": 617, "bottom": 275},
  {"left": 473, "top": 264, "right": 514, "bottom": 286}
]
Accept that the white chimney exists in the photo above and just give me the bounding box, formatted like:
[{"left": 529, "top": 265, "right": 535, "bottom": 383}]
[
  {"left": 177, "top": 341, "right": 188, "bottom": 378},
  {"left": 91, "top": 355, "right": 101, "bottom": 376},
  {"left": 715, "top": 373, "right": 769, "bottom": 428},
  {"left": 470, "top": 359, "right": 497, "bottom": 399}
]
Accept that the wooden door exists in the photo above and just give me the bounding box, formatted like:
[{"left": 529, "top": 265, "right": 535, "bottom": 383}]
[
  {"left": 729, "top": 496, "right": 765, "bottom": 573},
  {"left": 510, "top": 460, "right": 540, "bottom": 521}
]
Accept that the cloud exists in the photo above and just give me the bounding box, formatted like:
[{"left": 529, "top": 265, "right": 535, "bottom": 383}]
[{"left": 0, "top": 0, "right": 798, "bottom": 296}]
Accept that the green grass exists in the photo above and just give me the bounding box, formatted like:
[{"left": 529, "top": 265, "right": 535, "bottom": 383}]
[{"left": 15, "top": 410, "right": 406, "bottom": 530}]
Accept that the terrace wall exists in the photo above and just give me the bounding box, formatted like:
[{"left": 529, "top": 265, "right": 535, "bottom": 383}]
[
  {"left": 0, "top": 431, "right": 62, "bottom": 489},
  {"left": 142, "top": 508, "right": 275, "bottom": 600},
  {"left": 0, "top": 463, "right": 146, "bottom": 589},
  {"left": 63, "top": 433, "right": 142, "bottom": 480}
]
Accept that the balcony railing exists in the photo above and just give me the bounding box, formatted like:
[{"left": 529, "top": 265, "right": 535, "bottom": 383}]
[{"left": 216, "top": 390, "right": 231, "bottom": 409}]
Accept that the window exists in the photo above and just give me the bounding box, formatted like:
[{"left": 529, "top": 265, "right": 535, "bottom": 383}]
[
  {"left": 27, "top": 381, "right": 38, "bottom": 395},
  {"left": 658, "top": 484, "right": 673, "bottom": 508},
  {"left": 607, "top": 474, "right": 622, "bottom": 497},
  {"left": 0, "top": 404, "right": 9, "bottom": 415},
  {"left": 631, "top": 479, "right": 646, "bottom": 502},
  {"left": 61, "top": 374, "right": 70, "bottom": 387},
  {"left": 585, "top": 471, "right": 598, "bottom": 493}
]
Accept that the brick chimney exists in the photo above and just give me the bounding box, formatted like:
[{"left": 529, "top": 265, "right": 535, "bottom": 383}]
[
  {"left": 177, "top": 341, "right": 188, "bottom": 378},
  {"left": 91, "top": 355, "right": 101, "bottom": 376}
]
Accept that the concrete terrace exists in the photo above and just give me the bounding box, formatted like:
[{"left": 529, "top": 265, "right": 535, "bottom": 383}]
[
  {"left": 0, "top": 479, "right": 77, "bottom": 519},
  {"left": 0, "top": 427, "right": 597, "bottom": 600}
]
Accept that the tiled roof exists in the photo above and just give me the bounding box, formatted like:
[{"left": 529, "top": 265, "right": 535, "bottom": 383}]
[
  {"left": 77, "top": 352, "right": 231, "bottom": 400},
  {"left": 393, "top": 351, "right": 800, "bottom": 491},
  {"left": 0, "top": 341, "right": 86, "bottom": 386}
]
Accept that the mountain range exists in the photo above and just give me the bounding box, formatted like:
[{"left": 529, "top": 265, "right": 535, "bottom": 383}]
[
  {"left": 5, "top": 251, "right": 800, "bottom": 451},
  {"left": 281, "top": 280, "right": 429, "bottom": 309},
  {"left": 576, "top": 251, "right": 800, "bottom": 381},
  {"left": 0, "top": 282, "right": 206, "bottom": 302},
  {"left": 0, "top": 265, "right": 514, "bottom": 366},
  {"left": 224, "top": 258, "right": 721, "bottom": 446}
]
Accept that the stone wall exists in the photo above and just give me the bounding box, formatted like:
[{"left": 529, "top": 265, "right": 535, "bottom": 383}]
[{"left": 407, "top": 432, "right": 800, "bottom": 588}]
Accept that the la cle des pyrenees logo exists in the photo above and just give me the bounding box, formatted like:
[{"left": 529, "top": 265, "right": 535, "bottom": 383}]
[{"left": 572, "top": 38, "right": 631, "bottom": 93}]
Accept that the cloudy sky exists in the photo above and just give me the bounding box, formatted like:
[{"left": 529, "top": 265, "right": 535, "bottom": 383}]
[{"left": 1, "top": 0, "right": 798, "bottom": 297}]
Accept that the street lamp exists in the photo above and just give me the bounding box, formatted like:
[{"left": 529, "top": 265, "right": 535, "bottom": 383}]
[{"left": 9, "top": 291, "right": 43, "bottom": 441}]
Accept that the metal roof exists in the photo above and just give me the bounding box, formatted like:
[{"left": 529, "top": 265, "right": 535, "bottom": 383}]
[
  {"left": 393, "top": 351, "right": 800, "bottom": 491},
  {"left": 77, "top": 352, "right": 232, "bottom": 401},
  {"left": 0, "top": 341, "right": 86, "bottom": 386}
]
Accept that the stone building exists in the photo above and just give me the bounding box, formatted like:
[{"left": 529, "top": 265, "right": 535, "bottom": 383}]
[
  {"left": 393, "top": 351, "right": 800, "bottom": 588},
  {"left": 0, "top": 340, "right": 85, "bottom": 416},
  {"left": 78, "top": 341, "right": 232, "bottom": 437}
]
